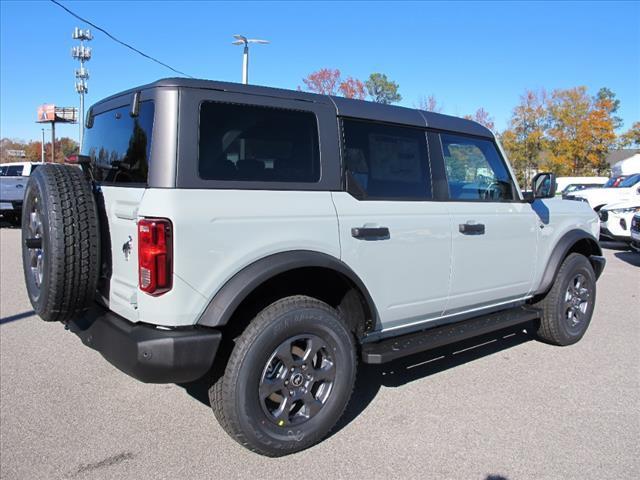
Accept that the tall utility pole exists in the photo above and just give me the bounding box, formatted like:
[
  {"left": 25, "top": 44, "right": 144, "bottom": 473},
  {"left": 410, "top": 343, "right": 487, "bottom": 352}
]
[
  {"left": 232, "top": 35, "right": 269, "bottom": 84},
  {"left": 72, "top": 27, "right": 92, "bottom": 147}
]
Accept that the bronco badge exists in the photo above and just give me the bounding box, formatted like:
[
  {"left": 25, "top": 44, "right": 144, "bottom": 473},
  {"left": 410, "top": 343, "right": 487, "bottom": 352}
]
[{"left": 122, "top": 236, "right": 133, "bottom": 261}]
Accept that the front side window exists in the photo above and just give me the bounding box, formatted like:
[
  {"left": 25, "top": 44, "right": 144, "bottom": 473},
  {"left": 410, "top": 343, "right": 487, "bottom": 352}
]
[
  {"left": 199, "top": 102, "right": 320, "bottom": 183},
  {"left": 342, "top": 119, "right": 432, "bottom": 200},
  {"left": 82, "top": 101, "right": 154, "bottom": 184},
  {"left": 441, "top": 134, "right": 514, "bottom": 201}
]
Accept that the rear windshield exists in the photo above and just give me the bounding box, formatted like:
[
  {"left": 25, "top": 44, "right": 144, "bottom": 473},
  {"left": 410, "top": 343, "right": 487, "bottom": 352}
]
[{"left": 82, "top": 101, "right": 154, "bottom": 184}]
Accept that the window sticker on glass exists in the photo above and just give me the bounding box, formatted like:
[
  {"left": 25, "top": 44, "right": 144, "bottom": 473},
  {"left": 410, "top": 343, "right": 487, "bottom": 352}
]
[{"left": 369, "top": 134, "right": 421, "bottom": 184}]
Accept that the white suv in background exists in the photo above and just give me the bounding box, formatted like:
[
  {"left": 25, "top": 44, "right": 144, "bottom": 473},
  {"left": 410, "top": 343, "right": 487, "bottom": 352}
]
[
  {"left": 599, "top": 199, "right": 640, "bottom": 243},
  {"left": 565, "top": 173, "right": 640, "bottom": 211}
]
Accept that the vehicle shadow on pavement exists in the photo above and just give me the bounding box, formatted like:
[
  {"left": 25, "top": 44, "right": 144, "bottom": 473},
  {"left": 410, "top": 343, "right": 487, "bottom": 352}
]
[
  {"left": 613, "top": 251, "right": 640, "bottom": 267},
  {"left": 178, "top": 323, "right": 535, "bottom": 441},
  {"left": 330, "top": 324, "right": 535, "bottom": 438},
  {"left": 600, "top": 240, "right": 631, "bottom": 251},
  {"left": 0, "top": 310, "right": 35, "bottom": 325}
]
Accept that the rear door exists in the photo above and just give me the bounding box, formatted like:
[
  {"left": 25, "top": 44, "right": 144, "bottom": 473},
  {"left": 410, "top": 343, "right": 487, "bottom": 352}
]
[
  {"left": 435, "top": 133, "right": 538, "bottom": 315},
  {"left": 332, "top": 119, "right": 451, "bottom": 332},
  {"left": 82, "top": 98, "right": 156, "bottom": 321}
]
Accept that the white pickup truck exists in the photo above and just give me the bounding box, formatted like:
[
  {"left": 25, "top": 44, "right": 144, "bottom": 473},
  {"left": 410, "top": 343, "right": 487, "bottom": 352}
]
[{"left": 0, "top": 162, "right": 42, "bottom": 224}]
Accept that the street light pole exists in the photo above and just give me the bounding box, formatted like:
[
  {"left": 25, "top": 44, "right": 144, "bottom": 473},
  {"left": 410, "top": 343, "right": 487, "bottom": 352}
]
[
  {"left": 242, "top": 44, "right": 249, "bottom": 84},
  {"left": 232, "top": 35, "right": 269, "bottom": 85}
]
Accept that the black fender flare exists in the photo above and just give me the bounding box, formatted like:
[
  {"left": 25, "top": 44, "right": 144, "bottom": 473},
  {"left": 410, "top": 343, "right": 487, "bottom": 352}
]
[
  {"left": 535, "top": 229, "right": 604, "bottom": 295},
  {"left": 197, "top": 250, "right": 379, "bottom": 328}
]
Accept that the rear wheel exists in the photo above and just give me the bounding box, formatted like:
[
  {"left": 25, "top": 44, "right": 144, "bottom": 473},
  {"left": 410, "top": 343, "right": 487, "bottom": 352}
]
[
  {"left": 209, "top": 295, "right": 356, "bottom": 457},
  {"left": 535, "top": 253, "right": 596, "bottom": 345},
  {"left": 21, "top": 164, "right": 100, "bottom": 322}
]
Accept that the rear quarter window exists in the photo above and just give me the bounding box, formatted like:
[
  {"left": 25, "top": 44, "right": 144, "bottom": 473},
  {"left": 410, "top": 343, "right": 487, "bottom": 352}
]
[
  {"left": 82, "top": 101, "right": 154, "bottom": 184},
  {"left": 198, "top": 102, "right": 320, "bottom": 183}
]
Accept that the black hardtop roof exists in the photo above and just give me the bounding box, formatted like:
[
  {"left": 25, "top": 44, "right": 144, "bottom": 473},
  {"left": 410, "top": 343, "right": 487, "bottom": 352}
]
[{"left": 93, "top": 77, "right": 494, "bottom": 139}]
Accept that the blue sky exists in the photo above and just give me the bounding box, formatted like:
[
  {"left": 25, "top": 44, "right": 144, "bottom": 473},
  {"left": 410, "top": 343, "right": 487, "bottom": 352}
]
[{"left": 1, "top": 0, "right": 639, "bottom": 142}]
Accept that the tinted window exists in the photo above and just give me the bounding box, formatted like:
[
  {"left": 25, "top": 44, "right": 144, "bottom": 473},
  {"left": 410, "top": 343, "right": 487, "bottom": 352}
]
[
  {"left": 441, "top": 134, "right": 514, "bottom": 201},
  {"left": 199, "top": 102, "right": 320, "bottom": 183},
  {"left": 82, "top": 101, "right": 154, "bottom": 184},
  {"left": 1, "top": 165, "right": 24, "bottom": 176},
  {"left": 342, "top": 119, "right": 432, "bottom": 199}
]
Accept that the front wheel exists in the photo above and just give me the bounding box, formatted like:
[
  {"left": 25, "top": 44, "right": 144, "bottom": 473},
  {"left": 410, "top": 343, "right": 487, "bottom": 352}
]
[
  {"left": 535, "top": 253, "right": 597, "bottom": 346},
  {"left": 209, "top": 295, "right": 356, "bottom": 457}
]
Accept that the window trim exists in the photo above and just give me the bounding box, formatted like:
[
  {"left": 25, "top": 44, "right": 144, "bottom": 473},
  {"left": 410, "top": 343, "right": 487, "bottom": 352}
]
[
  {"left": 196, "top": 100, "right": 322, "bottom": 185},
  {"left": 339, "top": 117, "right": 435, "bottom": 202},
  {"left": 435, "top": 131, "right": 520, "bottom": 203}
]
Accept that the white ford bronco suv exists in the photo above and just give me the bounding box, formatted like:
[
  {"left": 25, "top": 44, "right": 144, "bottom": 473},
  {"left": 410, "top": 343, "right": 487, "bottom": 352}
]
[{"left": 21, "top": 78, "right": 605, "bottom": 456}]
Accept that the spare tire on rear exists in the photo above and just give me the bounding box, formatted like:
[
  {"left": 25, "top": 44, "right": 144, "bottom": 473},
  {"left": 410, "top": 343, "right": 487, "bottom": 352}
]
[{"left": 21, "top": 164, "right": 100, "bottom": 322}]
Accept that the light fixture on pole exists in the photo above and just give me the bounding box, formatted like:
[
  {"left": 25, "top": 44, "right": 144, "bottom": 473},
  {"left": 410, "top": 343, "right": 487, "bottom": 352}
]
[
  {"left": 72, "top": 27, "right": 93, "bottom": 147},
  {"left": 232, "top": 35, "right": 269, "bottom": 84}
]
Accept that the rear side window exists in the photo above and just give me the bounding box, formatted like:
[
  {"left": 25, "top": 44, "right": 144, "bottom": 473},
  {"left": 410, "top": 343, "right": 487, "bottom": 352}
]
[
  {"left": 82, "top": 101, "right": 154, "bottom": 184},
  {"left": 199, "top": 102, "right": 320, "bottom": 183},
  {"left": 342, "top": 119, "right": 432, "bottom": 200},
  {"left": 440, "top": 134, "right": 514, "bottom": 201},
  {"left": 1, "top": 165, "right": 24, "bottom": 176}
]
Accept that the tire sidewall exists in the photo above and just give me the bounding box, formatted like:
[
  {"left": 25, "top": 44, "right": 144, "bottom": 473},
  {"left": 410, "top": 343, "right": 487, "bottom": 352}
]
[
  {"left": 552, "top": 254, "right": 596, "bottom": 344},
  {"left": 233, "top": 305, "right": 356, "bottom": 454},
  {"left": 21, "top": 173, "right": 52, "bottom": 316}
]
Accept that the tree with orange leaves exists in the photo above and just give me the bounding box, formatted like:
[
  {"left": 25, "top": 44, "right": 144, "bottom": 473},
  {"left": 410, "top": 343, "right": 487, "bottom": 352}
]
[
  {"left": 301, "top": 68, "right": 342, "bottom": 96},
  {"left": 464, "top": 108, "right": 495, "bottom": 131},
  {"left": 500, "top": 89, "right": 548, "bottom": 187},
  {"left": 301, "top": 69, "right": 367, "bottom": 100},
  {"left": 339, "top": 77, "right": 366, "bottom": 100},
  {"left": 544, "top": 87, "right": 617, "bottom": 175}
]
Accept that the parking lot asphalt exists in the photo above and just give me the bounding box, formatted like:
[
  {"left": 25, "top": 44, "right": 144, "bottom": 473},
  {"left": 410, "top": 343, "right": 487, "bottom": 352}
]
[{"left": 1, "top": 225, "right": 639, "bottom": 480}]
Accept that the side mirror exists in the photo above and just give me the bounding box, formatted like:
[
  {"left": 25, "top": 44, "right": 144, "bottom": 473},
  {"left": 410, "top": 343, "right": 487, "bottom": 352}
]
[{"left": 531, "top": 172, "right": 556, "bottom": 200}]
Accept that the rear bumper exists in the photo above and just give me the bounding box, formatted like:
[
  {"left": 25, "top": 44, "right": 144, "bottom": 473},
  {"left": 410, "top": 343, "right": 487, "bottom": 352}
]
[{"left": 68, "top": 305, "right": 221, "bottom": 383}]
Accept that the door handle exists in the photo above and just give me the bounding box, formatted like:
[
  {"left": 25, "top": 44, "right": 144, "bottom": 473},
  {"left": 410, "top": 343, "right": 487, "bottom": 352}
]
[
  {"left": 459, "top": 223, "right": 485, "bottom": 235},
  {"left": 351, "top": 226, "right": 390, "bottom": 240}
]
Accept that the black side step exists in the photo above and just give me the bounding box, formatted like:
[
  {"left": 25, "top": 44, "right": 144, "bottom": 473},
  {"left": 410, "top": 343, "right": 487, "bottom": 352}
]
[{"left": 361, "top": 306, "right": 540, "bottom": 364}]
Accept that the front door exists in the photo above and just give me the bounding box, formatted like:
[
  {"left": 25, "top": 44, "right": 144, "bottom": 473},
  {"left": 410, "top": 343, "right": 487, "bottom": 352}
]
[{"left": 437, "top": 133, "right": 538, "bottom": 315}]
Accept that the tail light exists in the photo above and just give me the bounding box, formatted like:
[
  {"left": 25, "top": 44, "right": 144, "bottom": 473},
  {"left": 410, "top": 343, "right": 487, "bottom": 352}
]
[{"left": 138, "top": 218, "right": 173, "bottom": 296}]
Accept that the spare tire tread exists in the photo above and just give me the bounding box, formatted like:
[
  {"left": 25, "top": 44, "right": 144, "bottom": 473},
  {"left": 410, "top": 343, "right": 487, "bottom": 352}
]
[{"left": 23, "top": 164, "right": 100, "bottom": 322}]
